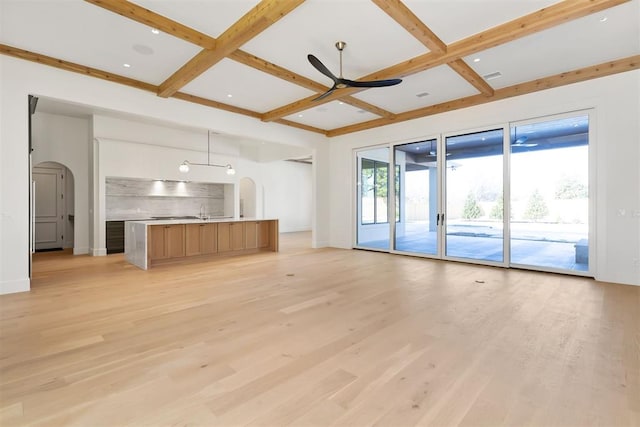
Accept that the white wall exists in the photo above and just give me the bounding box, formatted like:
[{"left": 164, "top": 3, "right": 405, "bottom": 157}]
[
  {"left": 329, "top": 70, "right": 640, "bottom": 286},
  {"left": 313, "top": 143, "right": 331, "bottom": 248},
  {"left": 32, "top": 112, "right": 90, "bottom": 254},
  {"left": 261, "top": 160, "right": 313, "bottom": 233},
  {"left": 0, "top": 56, "right": 327, "bottom": 294}
]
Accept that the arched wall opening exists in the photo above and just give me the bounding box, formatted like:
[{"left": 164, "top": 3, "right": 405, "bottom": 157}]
[{"left": 239, "top": 177, "right": 257, "bottom": 218}]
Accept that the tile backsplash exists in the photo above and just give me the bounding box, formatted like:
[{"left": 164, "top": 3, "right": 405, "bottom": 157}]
[{"left": 106, "top": 177, "right": 225, "bottom": 220}]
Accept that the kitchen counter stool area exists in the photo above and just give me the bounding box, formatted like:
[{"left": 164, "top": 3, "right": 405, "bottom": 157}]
[{"left": 125, "top": 219, "right": 278, "bottom": 270}]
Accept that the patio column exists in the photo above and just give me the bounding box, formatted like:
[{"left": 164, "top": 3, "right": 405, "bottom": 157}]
[{"left": 429, "top": 167, "right": 438, "bottom": 232}]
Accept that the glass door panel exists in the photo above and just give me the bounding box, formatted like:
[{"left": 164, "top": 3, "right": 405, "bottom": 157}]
[
  {"left": 394, "top": 139, "right": 438, "bottom": 255},
  {"left": 356, "top": 147, "right": 391, "bottom": 250},
  {"left": 444, "top": 129, "right": 504, "bottom": 263},
  {"left": 510, "top": 115, "right": 589, "bottom": 272}
]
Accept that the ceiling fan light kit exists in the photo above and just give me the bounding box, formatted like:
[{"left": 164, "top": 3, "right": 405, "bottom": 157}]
[{"left": 308, "top": 41, "right": 403, "bottom": 101}]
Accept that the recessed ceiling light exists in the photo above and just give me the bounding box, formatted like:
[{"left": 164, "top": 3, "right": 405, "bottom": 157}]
[
  {"left": 416, "top": 92, "right": 429, "bottom": 98},
  {"left": 151, "top": 28, "right": 160, "bottom": 34},
  {"left": 338, "top": 101, "right": 344, "bottom": 105},
  {"left": 227, "top": 94, "right": 233, "bottom": 98},
  {"left": 599, "top": 16, "right": 608, "bottom": 22},
  {"left": 123, "top": 63, "right": 131, "bottom": 68},
  {"left": 473, "top": 58, "right": 481, "bottom": 63},
  {"left": 297, "top": 114, "right": 303, "bottom": 118}
]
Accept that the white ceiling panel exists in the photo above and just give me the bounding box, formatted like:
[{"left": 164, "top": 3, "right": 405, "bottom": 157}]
[
  {"left": 133, "top": 0, "right": 260, "bottom": 38},
  {"left": 463, "top": 1, "right": 640, "bottom": 89},
  {"left": 284, "top": 101, "right": 379, "bottom": 130},
  {"left": 405, "top": 0, "right": 559, "bottom": 44},
  {"left": 241, "top": 0, "right": 428, "bottom": 83},
  {"left": 353, "top": 65, "right": 479, "bottom": 113},
  {"left": 0, "top": 0, "right": 201, "bottom": 85},
  {"left": 181, "top": 58, "right": 315, "bottom": 113}
]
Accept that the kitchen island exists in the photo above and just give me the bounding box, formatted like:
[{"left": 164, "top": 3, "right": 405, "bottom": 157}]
[{"left": 125, "top": 218, "right": 278, "bottom": 270}]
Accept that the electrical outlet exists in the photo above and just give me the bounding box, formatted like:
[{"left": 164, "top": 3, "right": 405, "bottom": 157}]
[{"left": 617, "top": 209, "right": 626, "bottom": 216}]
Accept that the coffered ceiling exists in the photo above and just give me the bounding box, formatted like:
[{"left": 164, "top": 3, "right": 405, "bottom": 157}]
[{"left": 1, "top": 0, "right": 638, "bottom": 137}]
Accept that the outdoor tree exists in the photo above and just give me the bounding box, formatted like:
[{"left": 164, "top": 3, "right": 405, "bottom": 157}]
[
  {"left": 361, "top": 159, "right": 388, "bottom": 198},
  {"left": 524, "top": 189, "right": 549, "bottom": 221},
  {"left": 490, "top": 192, "right": 503, "bottom": 220},
  {"left": 555, "top": 176, "right": 587, "bottom": 199},
  {"left": 462, "top": 191, "right": 483, "bottom": 219}
]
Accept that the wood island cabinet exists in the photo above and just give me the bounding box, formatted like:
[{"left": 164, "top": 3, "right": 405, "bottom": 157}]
[
  {"left": 218, "top": 222, "right": 245, "bottom": 252},
  {"left": 244, "top": 221, "right": 270, "bottom": 249},
  {"left": 149, "top": 224, "right": 185, "bottom": 260},
  {"left": 258, "top": 221, "right": 271, "bottom": 249},
  {"left": 244, "top": 221, "right": 258, "bottom": 249},
  {"left": 185, "top": 223, "right": 217, "bottom": 256},
  {"left": 137, "top": 219, "right": 278, "bottom": 269}
]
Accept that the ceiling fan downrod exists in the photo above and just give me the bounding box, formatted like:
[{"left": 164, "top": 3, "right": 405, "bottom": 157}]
[{"left": 336, "top": 41, "right": 346, "bottom": 80}]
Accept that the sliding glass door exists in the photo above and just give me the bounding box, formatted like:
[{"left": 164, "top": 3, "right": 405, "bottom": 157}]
[
  {"left": 393, "top": 139, "right": 439, "bottom": 256},
  {"left": 354, "top": 111, "right": 592, "bottom": 276},
  {"left": 356, "top": 147, "right": 391, "bottom": 250},
  {"left": 510, "top": 114, "right": 590, "bottom": 272},
  {"left": 444, "top": 128, "right": 505, "bottom": 264}
]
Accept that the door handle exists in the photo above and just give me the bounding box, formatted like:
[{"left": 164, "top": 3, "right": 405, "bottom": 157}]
[{"left": 436, "top": 213, "right": 440, "bottom": 225}]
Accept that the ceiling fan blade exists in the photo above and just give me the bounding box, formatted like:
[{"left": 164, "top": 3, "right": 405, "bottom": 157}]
[
  {"left": 342, "top": 78, "right": 402, "bottom": 88},
  {"left": 308, "top": 54, "right": 338, "bottom": 83},
  {"left": 312, "top": 85, "right": 336, "bottom": 101}
]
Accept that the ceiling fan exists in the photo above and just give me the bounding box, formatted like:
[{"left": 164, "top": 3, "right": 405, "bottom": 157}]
[
  {"left": 512, "top": 134, "right": 538, "bottom": 147},
  {"left": 307, "top": 41, "right": 402, "bottom": 101}
]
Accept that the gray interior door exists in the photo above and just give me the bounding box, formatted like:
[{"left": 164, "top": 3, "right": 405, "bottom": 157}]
[{"left": 33, "top": 165, "right": 64, "bottom": 250}]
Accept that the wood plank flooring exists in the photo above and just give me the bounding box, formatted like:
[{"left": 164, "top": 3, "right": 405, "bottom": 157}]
[{"left": 1, "top": 232, "right": 638, "bottom": 426}]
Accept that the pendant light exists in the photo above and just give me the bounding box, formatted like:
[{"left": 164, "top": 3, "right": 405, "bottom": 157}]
[{"left": 179, "top": 130, "right": 236, "bottom": 175}]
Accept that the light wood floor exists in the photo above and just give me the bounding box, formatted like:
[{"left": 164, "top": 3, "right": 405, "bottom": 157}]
[{"left": 1, "top": 232, "right": 638, "bottom": 426}]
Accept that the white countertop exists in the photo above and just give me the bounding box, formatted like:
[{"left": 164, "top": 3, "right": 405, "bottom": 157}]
[{"left": 125, "top": 218, "right": 277, "bottom": 226}]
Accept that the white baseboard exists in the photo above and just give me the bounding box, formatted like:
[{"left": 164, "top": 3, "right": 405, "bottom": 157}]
[
  {"left": 0, "top": 278, "right": 30, "bottom": 295},
  {"left": 280, "top": 227, "right": 312, "bottom": 233},
  {"left": 91, "top": 248, "right": 107, "bottom": 256},
  {"left": 73, "top": 247, "right": 89, "bottom": 255}
]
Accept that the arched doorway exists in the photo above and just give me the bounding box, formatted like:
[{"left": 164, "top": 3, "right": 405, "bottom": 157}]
[
  {"left": 32, "top": 161, "right": 75, "bottom": 252},
  {"left": 239, "top": 177, "right": 256, "bottom": 218}
]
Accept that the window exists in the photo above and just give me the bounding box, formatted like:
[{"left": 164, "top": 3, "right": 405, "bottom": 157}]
[{"left": 360, "top": 158, "right": 398, "bottom": 225}]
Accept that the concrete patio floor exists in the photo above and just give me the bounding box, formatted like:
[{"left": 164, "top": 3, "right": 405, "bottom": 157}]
[{"left": 358, "top": 221, "right": 589, "bottom": 272}]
